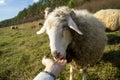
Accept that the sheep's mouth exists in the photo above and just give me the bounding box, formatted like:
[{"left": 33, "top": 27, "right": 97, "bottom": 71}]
[
  {"left": 53, "top": 52, "right": 74, "bottom": 61},
  {"left": 53, "top": 52, "right": 65, "bottom": 60}
]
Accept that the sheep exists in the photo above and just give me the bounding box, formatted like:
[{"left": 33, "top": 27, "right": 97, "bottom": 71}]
[
  {"left": 38, "top": 22, "right": 43, "bottom": 26},
  {"left": 44, "top": 7, "right": 53, "bottom": 19},
  {"left": 11, "top": 26, "right": 18, "bottom": 29},
  {"left": 31, "top": 25, "right": 37, "bottom": 29},
  {"left": 36, "top": 6, "right": 107, "bottom": 80},
  {"left": 94, "top": 9, "right": 120, "bottom": 31}
]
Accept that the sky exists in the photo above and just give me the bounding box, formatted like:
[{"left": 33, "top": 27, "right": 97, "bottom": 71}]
[{"left": 0, "top": 0, "right": 39, "bottom": 21}]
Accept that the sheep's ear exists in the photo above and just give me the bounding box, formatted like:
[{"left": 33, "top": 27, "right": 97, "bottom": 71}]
[
  {"left": 67, "top": 17, "right": 83, "bottom": 35},
  {"left": 36, "top": 26, "right": 46, "bottom": 34}
]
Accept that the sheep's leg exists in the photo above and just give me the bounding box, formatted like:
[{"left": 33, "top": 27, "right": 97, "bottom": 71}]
[
  {"left": 70, "top": 65, "right": 74, "bottom": 80},
  {"left": 82, "top": 66, "right": 87, "bottom": 80}
]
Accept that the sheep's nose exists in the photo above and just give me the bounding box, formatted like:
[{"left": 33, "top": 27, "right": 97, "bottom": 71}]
[{"left": 51, "top": 51, "right": 61, "bottom": 59}]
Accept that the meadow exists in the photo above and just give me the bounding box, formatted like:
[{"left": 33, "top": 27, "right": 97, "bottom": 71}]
[{"left": 0, "top": 20, "right": 120, "bottom": 80}]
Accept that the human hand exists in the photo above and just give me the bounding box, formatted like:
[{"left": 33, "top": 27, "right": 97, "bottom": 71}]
[{"left": 42, "top": 56, "right": 67, "bottom": 77}]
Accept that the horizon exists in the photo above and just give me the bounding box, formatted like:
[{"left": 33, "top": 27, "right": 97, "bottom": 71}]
[{"left": 0, "top": 0, "right": 40, "bottom": 22}]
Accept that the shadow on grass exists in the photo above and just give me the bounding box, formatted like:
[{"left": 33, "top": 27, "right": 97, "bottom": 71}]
[
  {"left": 102, "top": 50, "right": 120, "bottom": 69},
  {"left": 107, "top": 34, "right": 120, "bottom": 45},
  {"left": 0, "top": 69, "right": 11, "bottom": 80},
  {"left": 0, "top": 51, "right": 4, "bottom": 56},
  {"left": 104, "top": 33, "right": 120, "bottom": 69}
]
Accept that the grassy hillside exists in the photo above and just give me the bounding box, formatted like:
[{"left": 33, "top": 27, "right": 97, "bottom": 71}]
[{"left": 0, "top": 20, "right": 120, "bottom": 80}]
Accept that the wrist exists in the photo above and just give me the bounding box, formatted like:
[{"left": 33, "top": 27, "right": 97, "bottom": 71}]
[
  {"left": 44, "top": 65, "right": 60, "bottom": 77},
  {"left": 44, "top": 69, "right": 59, "bottom": 77},
  {"left": 43, "top": 71, "right": 56, "bottom": 79}
]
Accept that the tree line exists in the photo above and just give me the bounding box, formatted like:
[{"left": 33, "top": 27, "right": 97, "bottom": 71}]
[{"left": 0, "top": 0, "right": 91, "bottom": 27}]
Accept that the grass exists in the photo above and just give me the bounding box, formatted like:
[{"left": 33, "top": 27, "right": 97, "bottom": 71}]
[{"left": 0, "top": 20, "right": 120, "bottom": 80}]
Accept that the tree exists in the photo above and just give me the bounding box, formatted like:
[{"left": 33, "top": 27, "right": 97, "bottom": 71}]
[{"left": 68, "top": 0, "right": 74, "bottom": 8}]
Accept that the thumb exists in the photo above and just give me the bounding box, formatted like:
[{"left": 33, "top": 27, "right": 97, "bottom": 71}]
[{"left": 42, "top": 56, "right": 47, "bottom": 66}]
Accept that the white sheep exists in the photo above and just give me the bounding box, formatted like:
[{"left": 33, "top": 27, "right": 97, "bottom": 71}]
[
  {"left": 37, "top": 6, "right": 107, "bottom": 80},
  {"left": 94, "top": 9, "right": 120, "bottom": 31},
  {"left": 11, "top": 26, "right": 18, "bottom": 29}
]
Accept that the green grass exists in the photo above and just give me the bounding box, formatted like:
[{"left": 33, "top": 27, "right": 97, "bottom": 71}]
[{"left": 0, "top": 20, "right": 120, "bottom": 80}]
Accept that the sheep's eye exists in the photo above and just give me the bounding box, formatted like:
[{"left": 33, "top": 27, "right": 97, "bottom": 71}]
[
  {"left": 61, "top": 25, "right": 68, "bottom": 37},
  {"left": 62, "top": 25, "right": 68, "bottom": 30},
  {"left": 61, "top": 26, "right": 65, "bottom": 37},
  {"left": 63, "top": 25, "right": 66, "bottom": 28}
]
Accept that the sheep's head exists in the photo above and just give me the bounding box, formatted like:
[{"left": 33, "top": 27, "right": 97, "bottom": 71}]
[{"left": 37, "top": 7, "right": 83, "bottom": 60}]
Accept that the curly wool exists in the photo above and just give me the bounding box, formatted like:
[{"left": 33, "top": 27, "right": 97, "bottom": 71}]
[{"left": 94, "top": 9, "right": 120, "bottom": 31}]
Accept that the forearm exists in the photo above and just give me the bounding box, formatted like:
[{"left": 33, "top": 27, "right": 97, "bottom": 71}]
[{"left": 33, "top": 71, "right": 55, "bottom": 80}]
